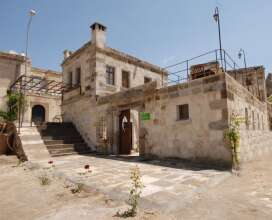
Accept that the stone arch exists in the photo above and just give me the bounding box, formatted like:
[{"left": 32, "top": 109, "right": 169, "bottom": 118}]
[{"left": 31, "top": 104, "right": 46, "bottom": 125}]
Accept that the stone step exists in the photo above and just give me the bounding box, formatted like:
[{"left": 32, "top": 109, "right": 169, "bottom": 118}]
[
  {"left": 48, "top": 146, "right": 91, "bottom": 155},
  {"left": 40, "top": 130, "right": 81, "bottom": 136},
  {"left": 51, "top": 150, "right": 92, "bottom": 157},
  {"left": 20, "top": 134, "right": 42, "bottom": 141},
  {"left": 42, "top": 135, "right": 82, "bottom": 140},
  {"left": 44, "top": 137, "right": 84, "bottom": 145},
  {"left": 46, "top": 143, "right": 87, "bottom": 150}
]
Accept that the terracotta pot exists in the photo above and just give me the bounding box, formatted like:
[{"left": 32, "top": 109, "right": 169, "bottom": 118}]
[{"left": 0, "top": 134, "right": 8, "bottom": 155}]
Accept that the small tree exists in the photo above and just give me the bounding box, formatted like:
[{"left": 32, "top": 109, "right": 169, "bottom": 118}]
[
  {"left": 225, "top": 113, "right": 244, "bottom": 170},
  {"left": 0, "top": 91, "right": 26, "bottom": 122}
]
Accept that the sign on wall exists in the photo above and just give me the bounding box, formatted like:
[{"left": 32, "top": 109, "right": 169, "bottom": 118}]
[{"left": 140, "top": 112, "right": 151, "bottom": 121}]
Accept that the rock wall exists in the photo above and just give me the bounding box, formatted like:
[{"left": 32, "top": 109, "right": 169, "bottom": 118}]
[
  {"left": 62, "top": 96, "right": 97, "bottom": 150},
  {"left": 225, "top": 73, "right": 272, "bottom": 162},
  {"left": 140, "top": 74, "right": 232, "bottom": 165}
]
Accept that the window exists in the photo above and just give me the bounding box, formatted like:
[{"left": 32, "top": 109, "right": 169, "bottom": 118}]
[
  {"left": 75, "top": 67, "right": 81, "bottom": 86},
  {"left": 122, "top": 71, "right": 130, "bottom": 88},
  {"left": 144, "top": 77, "right": 152, "bottom": 84},
  {"left": 252, "top": 111, "right": 255, "bottom": 130},
  {"left": 106, "top": 66, "right": 115, "bottom": 85},
  {"left": 177, "top": 104, "right": 189, "bottom": 121},
  {"left": 245, "top": 108, "right": 249, "bottom": 130},
  {"left": 67, "top": 72, "right": 73, "bottom": 87},
  {"left": 262, "top": 115, "right": 264, "bottom": 130},
  {"left": 257, "top": 113, "right": 260, "bottom": 130}
]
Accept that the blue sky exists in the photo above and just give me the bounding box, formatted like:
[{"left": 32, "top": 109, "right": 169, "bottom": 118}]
[{"left": 0, "top": 0, "right": 272, "bottom": 74}]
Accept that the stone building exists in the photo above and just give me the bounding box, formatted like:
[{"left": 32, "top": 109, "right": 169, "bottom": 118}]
[
  {"left": 266, "top": 73, "right": 272, "bottom": 98},
  {"left": 62, "top": 23, "right": 272, "bottom": 167},
  {"left": 62, "top": 23, "right": 167, "bottom": 154},
  {"left": 0, "top": 51, "right": 62, "bottom": 125}
]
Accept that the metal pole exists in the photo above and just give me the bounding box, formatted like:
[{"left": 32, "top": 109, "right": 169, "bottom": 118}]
[
  {"left": 18, "top": 78, "right": 22, "bottom": 134},
  {"left": 214, "top": 7, "right": 223, "bottom": 67},
  {"left": 186, "top": 60, "right": 189, "bottom": 80},
  {"left": 21, "top": 10, "right": 36, "bottom": 128},
  {"left": 242, "top": 49, "right": 247, "bottom": 69}
]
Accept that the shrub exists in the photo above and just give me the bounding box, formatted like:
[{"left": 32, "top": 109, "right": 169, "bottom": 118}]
[{"left": 116, "top": 166, "right": 144, "bottom": 217}]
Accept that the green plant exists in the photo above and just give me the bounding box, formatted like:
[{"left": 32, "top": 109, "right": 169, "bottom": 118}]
[
  {"left": 225, "top": 113, "right": 244, "bottom": 170},
  {"left": 38, "top": 175, "right": 51, "bottom": 185},
  {"left": 0, "top": 91, "right": 26, "bottom": 122},
  {"left": 268, "top": 95, "right": 272, "bottom": 103},
  {"left": 116, "top": 166, "right": 144, "bottom": 217},
  {"left": 70, "top": 183, "right": 84, "bottom": 194}
]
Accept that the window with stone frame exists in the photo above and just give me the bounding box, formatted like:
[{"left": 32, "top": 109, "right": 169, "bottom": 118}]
[
  {"left": 177, "top": 104, "right": 189, "bottom": 121},
  {"left": 252, "top": 111, "right": 255, "bottom": 130},
  {"left": 67, "top": 71, "right": 73, "bottom": 87},
  {"left": 262, "top": 115, "right": 264, "bottom": 130},
  {"left": 257, "top": 113, "right": 260, "bottom": 130},
  {"left": 75, "top": 67, "right": 81, "bottom": 86},
  {"left": 245, "top": 108, "right": 249, "bottom": 130},
  {"left": 144, "top": 77, "right": 152, "bottom": 84},
  {"left": 97, "top": 116, "right": 107, "bottom": 140},
  {"left": 106, "top": 65, "right": 115, "bottom": 85},
  {"left": 122, "top": 70, "right": 130, "bottom": 88}
]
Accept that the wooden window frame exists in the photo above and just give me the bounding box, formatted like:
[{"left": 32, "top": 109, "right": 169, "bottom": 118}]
[
  {"left": 122, "top": 70, "right": 130, "bottom": 88},
  {"left": 106, "top": 65, "right": 115, "bottom": 85}
]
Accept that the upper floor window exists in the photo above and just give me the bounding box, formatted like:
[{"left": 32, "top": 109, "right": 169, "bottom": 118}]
[
  {"left": 177, "top": 104, "right": 189, "bottom": 121},
  {"left": 122, "top": 70, "right": 130, "bottom": 88},
  {"left": 144, "top": 77, "right": 152, "bottom": 84},
  {"left": 67, "top": 71, "right": 73, "bottom": 87},
  {"left": 75, "top": 67, "right": 81, "bottom": 86},
  {"left": 106, "top": 65, "right": 115, "bottom": 85}
]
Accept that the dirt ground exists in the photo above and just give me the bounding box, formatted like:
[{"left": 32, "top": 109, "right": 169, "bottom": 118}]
[
  {"left": 0, "top": 156, "right": 172, "bottom": 220},
  {"left": 1, "top": 155, "right": 272, "bottom": 220}
]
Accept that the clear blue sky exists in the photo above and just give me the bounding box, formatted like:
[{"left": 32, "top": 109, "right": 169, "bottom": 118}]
[{"left": 0, "top": 0, "right": 272, "bottom": 74}]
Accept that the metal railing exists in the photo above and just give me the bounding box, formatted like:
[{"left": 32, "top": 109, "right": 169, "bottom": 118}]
[{"left": 163, "top": 49, "right": 241, "bottom": 86}]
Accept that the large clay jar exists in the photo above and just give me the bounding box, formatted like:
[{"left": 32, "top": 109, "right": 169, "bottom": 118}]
[{"left": 0, "top": 134, "right": 8, "bottom": 155}]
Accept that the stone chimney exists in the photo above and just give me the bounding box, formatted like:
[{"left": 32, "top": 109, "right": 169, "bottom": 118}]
[
  {"left": 90, "top": 22, "right": 107, "bottom": 48},
  {"left": 63, "top": 50, "right": 73, "bottom": 59},
  {"left": 63, "top": 50, "right": 70, "bottom": 59}
]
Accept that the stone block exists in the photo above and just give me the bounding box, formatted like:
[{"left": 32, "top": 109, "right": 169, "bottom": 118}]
[{"left": 209, "top": 99, "right": 227, "bottom": 110}]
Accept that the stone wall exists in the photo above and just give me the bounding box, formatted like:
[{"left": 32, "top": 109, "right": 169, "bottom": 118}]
[
  {"left": 23, "top": 94, "right": 62, "bottom": 124},
  {"left": 225, "top": 73, "right": 272, "bottom": 162},
  {"left": 0, "top": 55, "right": 26, "bottom": 110},
  {"left": 139, "top": 74, "right": 231, "bottom": 165},
  {"left": 95, "top": 49, "right": 166, "bottom": 97},
  {"left": 62, "top": 96, "right": 98, "bottom": 150},
  {"left": 227, "top": 67, "right": 267, "bottom": 102},
  {"left": 266, "top": 73, "right": 272, "bottom": 97}
]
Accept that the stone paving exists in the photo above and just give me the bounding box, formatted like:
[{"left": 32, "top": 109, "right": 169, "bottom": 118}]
[{"left": 41, "top": 154, "right": 230, "bottom": 213}]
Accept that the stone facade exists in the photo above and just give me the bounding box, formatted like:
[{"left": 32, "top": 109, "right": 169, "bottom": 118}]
[
  {"left": 62, "top": 22, "right": 167, "bottom": 152},
  {"left": 266, "top": 73, "right": 272, "bottom": 97},
  {"left": 62, "top": 22, "right": 272, "bottom": 167},
  {"left": 225, "top": 74, "right": 272, "bottom": 162},
  {"left": 0, "top": 51, "right": 62, "bottom": 124}
]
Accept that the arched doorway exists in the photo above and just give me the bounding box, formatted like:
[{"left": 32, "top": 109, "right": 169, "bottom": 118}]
[{"left": 32, "top": 105, "right": 45, "bottom": 125}]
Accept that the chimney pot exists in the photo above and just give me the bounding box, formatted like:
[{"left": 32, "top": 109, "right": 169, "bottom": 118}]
[{"left": 90, "top": 22, "right": 107, "bottom": 48}]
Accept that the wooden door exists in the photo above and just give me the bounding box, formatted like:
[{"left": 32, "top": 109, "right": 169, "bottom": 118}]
[{"left": 119, "top": 110, "right": 132, "bottom": 154}]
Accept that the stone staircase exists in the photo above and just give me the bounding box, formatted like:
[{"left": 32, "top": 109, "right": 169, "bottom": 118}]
[
  {"left": 20, "top": 126, "right": 51, "bottom": 162},
  {"left": 39, "top": 122, "right": 92, "bottom": 157}
]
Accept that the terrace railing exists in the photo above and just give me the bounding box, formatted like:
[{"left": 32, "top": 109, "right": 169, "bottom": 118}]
[{"left": 163, "top": 49, "right": 241, "bottom": 86}]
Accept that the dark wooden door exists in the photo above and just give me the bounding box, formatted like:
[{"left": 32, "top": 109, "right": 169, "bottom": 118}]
[{"left": 119, "top": 110, "right": 132, "bottom": 154}]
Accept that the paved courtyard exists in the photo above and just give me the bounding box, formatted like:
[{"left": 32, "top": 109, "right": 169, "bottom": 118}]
[{"left": 41, "top": 154, "right": 230, "bottom": 213}]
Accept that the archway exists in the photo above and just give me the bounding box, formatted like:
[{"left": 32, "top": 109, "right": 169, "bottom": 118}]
[{"left": 31, "top": 105, "right": 45, "bottom": 125}]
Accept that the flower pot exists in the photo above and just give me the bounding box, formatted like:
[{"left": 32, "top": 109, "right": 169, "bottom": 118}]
[{"left": 0, "top": 134, "right": 8, "bottom": 155}]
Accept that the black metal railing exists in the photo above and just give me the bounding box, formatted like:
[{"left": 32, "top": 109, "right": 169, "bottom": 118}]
[{"left": 162, "top": 49, "right": 241, "bottom": 86}]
